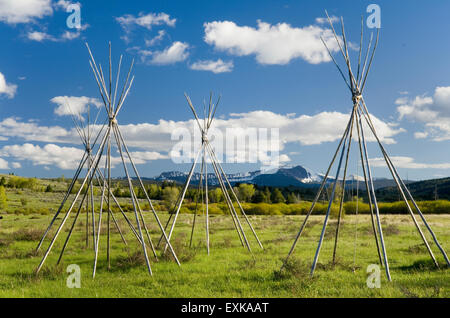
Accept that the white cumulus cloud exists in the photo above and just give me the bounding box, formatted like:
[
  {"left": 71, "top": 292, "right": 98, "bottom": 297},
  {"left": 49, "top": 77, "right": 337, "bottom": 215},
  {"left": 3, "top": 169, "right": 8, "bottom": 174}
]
[
  {"left": 189, "top": 59, "right": 233, "bottom": 73},
  {"left": 0, "top": 143, "right": 84, "bottom": 169},
  {"left": 315, "top": 15, "right": 339, "bottom": 25},
  {"left": 60, "top": 30, "right": 81, "bottom": 40},
  {"left": 219, "top": 110, "right": 402, "bottom": 146},
  {"left": 0, "top": 108, "right": 403, "bottom": 153},
  {"left": 203, "top": 19, "right": 340, "bottom": 65},
  {"left": 0, "top": 0, "right": 53, "bottom": 24},
  {"left": 27, "top": 28, "right": 86, "bottom": 42},
  {"left": 140, "top": 41, "right": 189, "bottom": 65},
  {"left": 54, "top": 0, "right": 80, "bottom": 11},
  {"left": 116, "top": 11, "right": 176, "bottom": 42},
  {"left": 0, "top": 105, "right": 403, "bottom": 173},
  {"left": 129, "top": 151, "right": 168, "bottom": 164},
  {"left": 0, "top": 117, "right": 77, "bottom": 144},
  {"left": 51, "top": 96, "right": 103, "bottom": 119},
  {"left": 396, "top": 86, "right": 450, "bottom": 141},
  {"left": 11, "top": 162, "right": 22, "bottom": 168},
  {"left": 0, "top": 71, "right": 17, "bottom": 98},
  {"left": 0, "top": 143, "right": 168, "bottom": 170},
  {"left": 27, "top": 30, "right": 55, "bottom": 41},
  {"left": 370, "top": 156, "right": 450, "bottom": 170},
  {"left": 0, "top": 158, "right": 9, "bottom": 169},
  {"left": 145, "top": 30, "right": 166, "bottom": 46}
]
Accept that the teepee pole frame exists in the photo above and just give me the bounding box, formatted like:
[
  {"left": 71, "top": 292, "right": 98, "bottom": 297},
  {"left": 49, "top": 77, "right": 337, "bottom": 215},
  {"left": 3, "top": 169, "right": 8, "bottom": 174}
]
[
  {"left": 159, "top": 92, "right": 262, "bottom": 254},
  {"left": 36, "top": 43, "right": 179, "bottom": 277},
  {"left": 282, "top": 11, "right": 449, "bottom": 281}
]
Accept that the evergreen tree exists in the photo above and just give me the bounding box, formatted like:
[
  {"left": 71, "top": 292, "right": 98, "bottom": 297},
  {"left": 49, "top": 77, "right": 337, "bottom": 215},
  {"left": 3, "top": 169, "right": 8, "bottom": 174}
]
[
  {"left": 286, "top": 192, "right": 300, "bottom": 204},
  {"left": 161, "top": 180, "right": 173, "bottom": 189},
  {"left": 251, "top": 190, "right": 268, "bottom": 203},
  {"left": 327, "top": 182, "right": 343, "bottom": 203},
  {"left": 271, "top": 188, "right": 286, "bottom": 203},
  {"left": 147, "top": 183, "right": 162, "bottom": 200},
  {"left": 263, "top": 187, "right": 272, "bottom": 203},
  {"left": 137, "top": 186, "right": 147, "bottom": 199}
]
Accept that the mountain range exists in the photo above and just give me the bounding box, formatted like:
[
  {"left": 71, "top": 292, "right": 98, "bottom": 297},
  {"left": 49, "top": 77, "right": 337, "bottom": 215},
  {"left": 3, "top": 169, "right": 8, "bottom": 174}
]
[{"left": 152, "top": 165, "right": 409, "bottom": 190}]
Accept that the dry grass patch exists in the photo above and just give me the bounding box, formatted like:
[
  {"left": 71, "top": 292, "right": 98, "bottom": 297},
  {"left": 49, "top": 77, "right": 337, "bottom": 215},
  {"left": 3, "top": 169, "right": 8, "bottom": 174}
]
[{"left": 12, "top": 228, "right": 45, "bottom": 241}]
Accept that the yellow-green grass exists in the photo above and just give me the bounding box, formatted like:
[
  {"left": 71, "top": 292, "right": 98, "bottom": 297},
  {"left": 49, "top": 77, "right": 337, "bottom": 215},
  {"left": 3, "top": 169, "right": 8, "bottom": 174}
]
[{"left": 0, "top": 212, "right": 448, "bottom": 298}]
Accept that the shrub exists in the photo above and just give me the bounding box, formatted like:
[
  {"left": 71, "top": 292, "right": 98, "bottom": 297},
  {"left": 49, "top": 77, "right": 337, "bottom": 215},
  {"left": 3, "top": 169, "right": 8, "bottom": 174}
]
[
  {"left": 7, "top": 176, "right": 38, "bottom": 190},
  {"left": 242, "top": 203, "right": 271, "bottom": 215},
  {"left": 283, "top": 202, "right": 311, "bottom": 215},
  {"left": 378, "top": 201, "right": 408, "bottom": 214},
  {"left": 208, "top": 204, "right": 224, "bottom": 215},
  {"left": 313, "top": 202, "right": 339, "bottom": 216},
  {"left": 37, "top": 207, "right": 51, "bottom": 215},
  {"left": 209, "top": 188, "right": 224, "bottom": 203},
  {"left": 179, "top": 206, "right": 191, "bottom": 214},
  {"left": 274, "top": 257, "right": 310, "bottom": 280},
  {"left": 236, "top": 184, "right": 255, "bottom": 202},
  {"left": 242, "top": 203, "right": 283, "bottom": 215},
  {"left": 148, "top": 199, "right": 450, "bottom": 216},
  {"left": 153, "top": 203, "right": 167, "bottom": 212},
  {"left": 343, "top": 200, "right": 370, "bottom": 215},
  {"left": 160, "top": 233, "right": 197, "bottom": 263},
  {"left": 0, "top": 185, "right": 7, "bottom": 210},
  {"left": 416, "top": 200, "right": 450, "bottom": 214},
  {"left": 162, "top": 187, "right": 180, "bottom": 211},
  {"left": 116, "top": 250, "right": 146, "bottom": 270}
]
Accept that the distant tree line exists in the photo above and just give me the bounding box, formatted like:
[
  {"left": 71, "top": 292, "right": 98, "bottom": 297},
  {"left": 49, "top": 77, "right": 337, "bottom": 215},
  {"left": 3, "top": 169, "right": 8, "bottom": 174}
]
[
  {"left": 0, "top": 176, "right": 38, "bottom": 190},
  {"left": 109, "top": 181, "right": 307, "bottom": 205},
  {"left": 1, "top": 174, "right": 450, "bottom": 216}
]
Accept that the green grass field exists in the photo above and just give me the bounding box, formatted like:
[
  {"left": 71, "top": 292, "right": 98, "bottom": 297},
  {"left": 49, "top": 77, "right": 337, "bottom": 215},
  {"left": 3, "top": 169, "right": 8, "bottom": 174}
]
[{"left": 0, "top": 212, "right": 448, "bottom": 298}]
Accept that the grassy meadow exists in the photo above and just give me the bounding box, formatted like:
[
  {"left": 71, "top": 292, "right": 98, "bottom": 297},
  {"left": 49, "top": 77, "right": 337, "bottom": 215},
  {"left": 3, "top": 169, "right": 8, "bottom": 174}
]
[
  {"left": 0, "top": 174, "right": 448, "bottom": 298},
  {"left": 0, "top": 211, "right": 448, "bottom": 298}
]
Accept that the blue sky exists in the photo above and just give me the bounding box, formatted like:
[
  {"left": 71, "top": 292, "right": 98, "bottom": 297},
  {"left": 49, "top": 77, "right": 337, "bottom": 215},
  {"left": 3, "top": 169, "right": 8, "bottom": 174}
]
[{"left": 1, "top": 0, "right": 450, "bottom": 180}]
